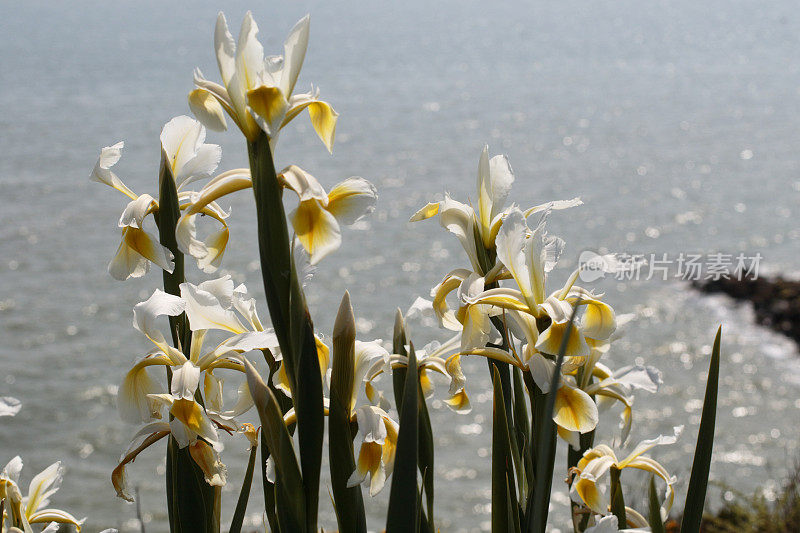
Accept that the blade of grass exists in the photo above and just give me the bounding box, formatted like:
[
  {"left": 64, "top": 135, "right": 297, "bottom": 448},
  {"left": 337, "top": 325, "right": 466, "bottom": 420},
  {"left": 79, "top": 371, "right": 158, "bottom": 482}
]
[{"left": 681, "top": 325, "right": 722, "bottom": 533}]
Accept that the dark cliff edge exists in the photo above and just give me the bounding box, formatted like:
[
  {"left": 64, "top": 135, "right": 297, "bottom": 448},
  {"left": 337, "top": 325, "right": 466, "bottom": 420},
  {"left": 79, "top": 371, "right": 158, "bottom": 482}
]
[{"left": 693, "top": 274, "right": 800, "bottom": 348}]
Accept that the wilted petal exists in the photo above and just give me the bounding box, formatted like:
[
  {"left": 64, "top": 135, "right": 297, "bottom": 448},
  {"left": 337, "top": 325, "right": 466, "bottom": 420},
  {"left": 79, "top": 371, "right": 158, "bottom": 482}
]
[{"left": 189, "top": 440, "right": 227, "bottom": 487}]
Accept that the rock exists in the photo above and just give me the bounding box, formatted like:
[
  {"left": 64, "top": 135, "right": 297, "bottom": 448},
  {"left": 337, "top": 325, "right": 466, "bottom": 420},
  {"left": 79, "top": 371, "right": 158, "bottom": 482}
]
[{"left": 693, "top": 274, "right": 800, "bottom": 347}]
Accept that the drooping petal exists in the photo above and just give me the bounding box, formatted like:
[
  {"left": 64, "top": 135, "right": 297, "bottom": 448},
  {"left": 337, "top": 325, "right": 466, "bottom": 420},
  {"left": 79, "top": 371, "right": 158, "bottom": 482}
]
[
  {"left": 118, "top": 194, "right": 157, "bottom": 229},
  {"left": 122, "top": 227, "right": 175, "bottom": 274},
  {"left": 132, "top": 289, "right": 186, "bottom": 349},
  {"left": 90, "top": 142, "right": 136, "bottom": 200},
  {"left": 577, "top": 299, "right": 617, "bottom": 341},
  {"left": 27, "top": 509, "right": 85, "bottom": 531},
  {"left": 351, "top": 341, "right": 389, "bottom": 410},
  {"left": 572, "top": 455, "right": 615, "bottom": 514},
  {"left": 189, "top": 89, "right": 228, "bottom": 132},
  {"left": 618, "top": 426, "right": 683, "bottom": 467},
  {"left": 169, "top": 398, "right": 220, "bottom": 448},
  {"left": 535, "top": 319, "right": 590, "bottom": 357},
  {"left": 175, "top": 169, "right": 252, "bottom": 259},
  {"left": 118, "top": 353, "right": 172, "bottom": 423},
  {"left": 430, "top": 268, "right": 470, "bottom": 331},
  {"left": 291, "top": 198, "right": 342, "bottom": 265},
  {"left": 278, "top": 165, "right": 328, "bottom": 203},
  {"left": 553, "top": 384, "right": 599, "bottom": 433},
  {"left": 247, "top": 85, "right": 290, "bottom": 136},
  {"left": 326, "top": 178, "right": 378, "bottom": 226}
]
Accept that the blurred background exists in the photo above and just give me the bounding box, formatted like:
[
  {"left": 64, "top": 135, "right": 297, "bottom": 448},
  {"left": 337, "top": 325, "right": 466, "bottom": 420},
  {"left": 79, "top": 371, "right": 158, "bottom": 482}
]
[{"left": 1, "top": 0, "right": 798, "bottom": 531}]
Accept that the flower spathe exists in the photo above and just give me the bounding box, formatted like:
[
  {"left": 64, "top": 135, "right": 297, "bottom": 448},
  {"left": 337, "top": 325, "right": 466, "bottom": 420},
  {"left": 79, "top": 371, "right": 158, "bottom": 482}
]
[{"left": 189, "top": 11, "right": 338, "bottom": 150}]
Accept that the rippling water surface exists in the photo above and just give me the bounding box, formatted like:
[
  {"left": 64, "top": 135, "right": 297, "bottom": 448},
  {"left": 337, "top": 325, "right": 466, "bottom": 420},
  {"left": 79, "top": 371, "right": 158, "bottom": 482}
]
[{"left": 1, "top": 0, "right": 799, "bottom": 531}]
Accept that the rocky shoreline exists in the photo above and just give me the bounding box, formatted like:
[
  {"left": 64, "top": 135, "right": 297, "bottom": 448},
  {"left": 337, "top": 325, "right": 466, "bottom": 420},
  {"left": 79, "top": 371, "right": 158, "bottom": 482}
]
[{"left": 693, "top": 275, "right": 800, "bottom": 347}]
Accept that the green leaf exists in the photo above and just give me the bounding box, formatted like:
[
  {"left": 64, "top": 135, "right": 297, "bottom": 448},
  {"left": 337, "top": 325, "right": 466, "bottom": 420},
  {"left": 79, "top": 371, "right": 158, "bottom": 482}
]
[
  {"left": 229, "top": 442, "right": 258, "bottom": 533},
  {"left": 292, "top": 296, "right": 324, "bottom": 531},
  {"left": 492, "top": 367, "right": 521, "bottom": 533},
  {"left": 247, "top": 132, "right": 294, "bottom": 385},
  {"left": 245, "top": 358, "right": 306, "bottom": 532},
  {"left": 329, "top": 292, "right": 367, "bottom": 533},
  {"left": 512, "top": 366, "right": 531, "bottom": 503},
  {"left": 418, "top": 387, "right": 435, "bottom": 529},
  {"left": 648, "top": 474, "right": 666, "bottom": 533},
  {"left": 156, "top": 150, "right": 188, "bottom": 350},
  {"left": 609, "top": 466, "right": 626, "bottom": 527},
  {"left": 681, "top": 325, "right": 722, "bottom": 533},
  {"left": 386, "top": 344, "right": 419, "bottom": 532},
  {"left": 166, "top": 438, "right": 220, "bottom": 533},
  {"left": 260, "top": 431, "right": 278, "bottom": 533},
  {"left": 526, "top": 302, "right": 578, "bottom": 533}
]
